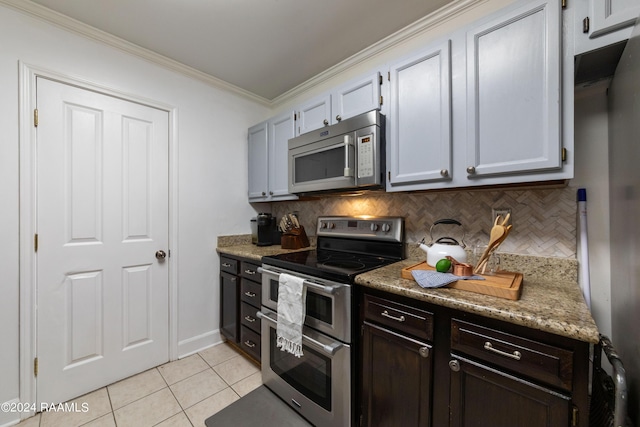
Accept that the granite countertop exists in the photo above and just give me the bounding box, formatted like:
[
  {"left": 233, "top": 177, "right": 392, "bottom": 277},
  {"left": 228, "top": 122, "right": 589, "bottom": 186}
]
[
  {"left": 216, "top": 237, "right": 599, "bottom": 344},
  {"left": 355, "top": 259, "right": 599, "bottom": 344}
]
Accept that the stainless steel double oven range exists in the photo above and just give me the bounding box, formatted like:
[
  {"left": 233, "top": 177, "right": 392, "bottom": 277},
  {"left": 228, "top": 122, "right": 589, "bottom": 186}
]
[{"left": 258, "top": 216, "right": 405, "bottom": 427}]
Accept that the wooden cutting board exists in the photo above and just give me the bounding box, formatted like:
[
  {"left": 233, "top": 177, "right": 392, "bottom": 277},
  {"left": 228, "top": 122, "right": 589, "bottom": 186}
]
[{"left": 401, "top": 261, "right": 523, "bottom": 301}]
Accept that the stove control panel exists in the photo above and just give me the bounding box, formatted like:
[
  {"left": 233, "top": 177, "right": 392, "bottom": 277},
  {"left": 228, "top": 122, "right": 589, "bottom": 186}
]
[{"left": 317, "top": 216, "right": 404, "bottom": 242}]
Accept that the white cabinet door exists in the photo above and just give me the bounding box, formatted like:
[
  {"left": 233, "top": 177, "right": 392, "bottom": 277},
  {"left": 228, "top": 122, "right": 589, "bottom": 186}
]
[
  {"left": 331, "top": 72, "right": 381, "bottom": 123},
  {"left": 466, "top": 0, "right": 562, "bottom": 179},
  {"left": 589, "top": 0, "right": 640, "bottom": 38},
  {"left": 268, "top": 111, "right": 298, "bottom": 200},
  {"left": 248, "top": 121, "right": 268, "bottom": 200},
  {"left": 387, "top": 40, "right": 452, "bottom": 190},
  {"left": 296, "top": 93, "right": 331, "bottom": 136}
]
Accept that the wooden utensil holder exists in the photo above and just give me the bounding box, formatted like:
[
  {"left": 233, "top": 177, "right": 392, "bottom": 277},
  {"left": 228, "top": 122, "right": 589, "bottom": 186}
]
[{"left": 281, "top": 226, "right": 310, "bottom": 249}]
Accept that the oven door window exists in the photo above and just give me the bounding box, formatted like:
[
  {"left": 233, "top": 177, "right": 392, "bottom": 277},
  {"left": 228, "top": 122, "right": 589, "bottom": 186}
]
[
  {"left": 269, "top": 278, "right": 333, "bottom": 324},
  {"left": 269, "top": 328, "right": 332, "bottom": 411}
]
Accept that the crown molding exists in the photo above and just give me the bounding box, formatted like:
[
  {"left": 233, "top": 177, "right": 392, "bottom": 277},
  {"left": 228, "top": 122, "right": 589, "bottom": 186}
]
[
  {"left": 1, "top": 0, "right": 487, "bottom": 108},
  {"left": 271, "top": 0, "right": 488, "bottom": 107},
  {"left": 0, "top": 0, "right": 272, "bottom": 106}
]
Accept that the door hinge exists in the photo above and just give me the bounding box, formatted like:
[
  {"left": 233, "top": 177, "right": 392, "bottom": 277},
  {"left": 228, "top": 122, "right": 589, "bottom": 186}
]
[
  {"left": 34, "top": 357, "right": 38, "bottom": 377},
  {"left": 168, "top": 249, "right": 171, "bottom": 258},
  {"left": 379, "top": 95, "right": 383, "bottom": 106},
  {"left": 294, "top": 113, "right": 297, "bottom": 121},
  {"left": 387, "top": 71, "right": 390, "bottom": 81},
  {"left": 34, "top": 109, "right": 38, "bottom": 127},
  {"left": 583, "top": 17, "right": 590, "bottom": 33},
  {"left": 34, "top": 234, "right": 38, "bottom": 252},
  {"left": 562, "top": 0, "right": 567, "bottom": 9},
  {"left": 571, "top": 406, "right": 578, "bottom": 426},
  {"left": 388, "top": 171, "right": 391, "bottom": 181},
  {"left": 562, "top": 147, "right": 567, "bottom": 162},
  {"left": 379, "top": 74, "right": 383, "bottom": 85}
]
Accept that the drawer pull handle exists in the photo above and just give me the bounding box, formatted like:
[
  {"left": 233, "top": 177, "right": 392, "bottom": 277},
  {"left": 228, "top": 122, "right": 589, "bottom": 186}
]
[
  {"left": 244, "top": 341, "right": 256, "bottom": 348},
  {"left": 244, "top": 269, "right": 256, "bottom": 275},
  {"left": 244, "top": 316, "right": 256, "bottom": 323},
  {"left": 381, "top": 310, "right": 405, "bottom": 322},
  {"left": 484, "top": 342, "right": 522, "bottom": 361},
  {"left": 222, "top": 262, "right": 232, "bottom": 267},
  {"left": 244, "top": 291, "right": 256, "bottom": 298}
]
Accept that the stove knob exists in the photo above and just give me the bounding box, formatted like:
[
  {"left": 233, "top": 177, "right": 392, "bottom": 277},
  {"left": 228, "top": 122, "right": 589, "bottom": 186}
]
[
  {"left": 370, "top": 223, "right": 379, "bottom": 232},
  {"left": 328, "top": 222, "right": 335, "bottom": 229},
  {"left": 382, "top": 223, "right": 391, "bottom": 232},
  {"left": 320, "top": 222, "right": 327, "bottom": 229}
]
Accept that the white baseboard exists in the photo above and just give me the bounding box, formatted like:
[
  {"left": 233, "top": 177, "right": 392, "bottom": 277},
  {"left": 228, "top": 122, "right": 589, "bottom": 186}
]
[{"left": 177, "top": 329, "right": 223, "bottom": 359}]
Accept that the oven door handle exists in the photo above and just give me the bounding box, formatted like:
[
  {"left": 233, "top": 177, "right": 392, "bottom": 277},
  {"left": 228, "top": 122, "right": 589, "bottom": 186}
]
[
  {"left": 257, "top": 310, "right": 344, "bottom": 356},
  {"left": 258, "top": 267, "right": 347, "bottom": 295}
]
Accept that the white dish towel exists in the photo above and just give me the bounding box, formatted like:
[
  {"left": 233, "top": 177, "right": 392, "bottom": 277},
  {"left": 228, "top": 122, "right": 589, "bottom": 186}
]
[{"left": 276, "top": 273, "right": 307, "bottom": 358}]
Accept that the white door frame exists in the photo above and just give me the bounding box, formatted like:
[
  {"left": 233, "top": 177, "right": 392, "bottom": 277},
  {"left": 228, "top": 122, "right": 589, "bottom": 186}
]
[{"left": 18, "top": 62, "right": 179, "bottom": 418}]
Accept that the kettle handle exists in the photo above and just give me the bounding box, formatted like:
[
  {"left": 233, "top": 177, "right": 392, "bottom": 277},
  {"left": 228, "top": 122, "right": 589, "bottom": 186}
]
[{"left": 429, "top": 219, "right": 466, "bottom": 248}]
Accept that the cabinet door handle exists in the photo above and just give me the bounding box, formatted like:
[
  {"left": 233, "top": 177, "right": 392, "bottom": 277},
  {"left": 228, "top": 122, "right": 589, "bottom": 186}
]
[
  {"left": 244, "top": 291, "right": 256, "bottom": 298},
  {"left": 244, "top": 340, "right": 256, "bottom": 348},
  {"left": 222, "top": 262, "right": 232, "bottom": 267},
  {"left": 381, "top": 310, "right": 405, "bottom": 322},
  {"left": 419, "top": 346, "right": 429, "bottom": 358},
  {"left": 244, "top": 316, "right": 256, "bottom": 323},
  {"left": 449, "top": 359, "right": 460, "bottom": 372},
  {"left": 484, "top": 341, "right": 522, "bottom": 361},
  {"left": 244, "top": 269, "right": 256, "bottom": 275}
]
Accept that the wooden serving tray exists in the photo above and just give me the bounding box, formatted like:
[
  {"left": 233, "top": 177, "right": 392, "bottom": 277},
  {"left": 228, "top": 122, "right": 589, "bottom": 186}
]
[{"left": 401, "top": 261, "right": 523, "bottom": 301}]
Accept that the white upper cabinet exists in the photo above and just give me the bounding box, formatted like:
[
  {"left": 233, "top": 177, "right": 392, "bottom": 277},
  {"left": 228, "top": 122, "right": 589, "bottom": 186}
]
[
  {"left": 465, "top": 0, "right": 562, "bottom": 179},
  {"left": 387, "top": 40, "right": 452, "bottom": 190},
  {"left": 589, "top": 0, "right": 639, "bottom": 38},
  {"left": 295, "top": 71, "right": 382, "bottom": 136},
  {"left": 247, "top": 121, "right": 269, "bottom": 200},
  {"left": 268, "top": 111, "right": 297, "bottom": 200},
  {"left": 574, "top": 0, "right": 640, "bottom": 54},
  {"left": 296, "top": 93, "right": 331, "bottom": 136},
  {"left": 331, "top": 72, "right": 382, "bottom": 123},
  {"left": 248, "top": 112, "right": 298, "bottom": 202}
]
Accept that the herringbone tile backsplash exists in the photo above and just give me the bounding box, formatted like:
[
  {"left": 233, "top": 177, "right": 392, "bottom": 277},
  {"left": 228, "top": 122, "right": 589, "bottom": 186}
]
[{"left": 271, "top": 186, "right": 577, "bottom": 258}]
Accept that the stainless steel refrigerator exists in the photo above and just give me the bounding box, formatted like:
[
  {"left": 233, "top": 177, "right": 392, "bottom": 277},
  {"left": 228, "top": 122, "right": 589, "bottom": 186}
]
[{"left": 608, "top": 15, "right": 640, "bottom": 425}]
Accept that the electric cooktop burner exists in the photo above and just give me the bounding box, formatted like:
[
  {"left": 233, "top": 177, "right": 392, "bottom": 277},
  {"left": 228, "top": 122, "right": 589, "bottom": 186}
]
[
  {"left": 263, "top": 249, "right": 398, "bottom": 282},
  {"left": 262, "top": 216, "right": 406, "bottom": 282}
]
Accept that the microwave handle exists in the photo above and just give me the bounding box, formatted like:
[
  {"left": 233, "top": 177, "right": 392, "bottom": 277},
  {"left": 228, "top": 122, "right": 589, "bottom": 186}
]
[{"left": 343, "top": 135, "right": 353, "bottom": 177}]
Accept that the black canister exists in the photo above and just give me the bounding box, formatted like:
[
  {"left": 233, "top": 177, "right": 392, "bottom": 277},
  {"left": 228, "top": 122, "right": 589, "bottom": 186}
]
[{"left": 256, "top": 213, "right": 273, "bottom": 246}]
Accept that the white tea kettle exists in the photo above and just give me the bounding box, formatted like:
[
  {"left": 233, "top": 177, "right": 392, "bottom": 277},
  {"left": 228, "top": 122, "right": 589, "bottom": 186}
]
[{"left": 419, "top": 219, "right": 467, "bottom": 267}]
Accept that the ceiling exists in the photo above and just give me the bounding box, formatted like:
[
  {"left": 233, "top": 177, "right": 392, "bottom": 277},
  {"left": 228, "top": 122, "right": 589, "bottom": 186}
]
[{"left": 26, "top": 0, "right": 452, "bottom": 101}]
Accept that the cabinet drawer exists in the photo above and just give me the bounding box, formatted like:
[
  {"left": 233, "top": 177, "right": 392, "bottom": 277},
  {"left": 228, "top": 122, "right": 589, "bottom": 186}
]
[
  {"left": 451, "top": 319, "right": 574, "bottom": 391},
  {"left": 220, "top": 256, "right": 239, "bottom": 274},
  {"left": 240, "top": 279, "right": 262, "bottom": 307},
  {"left": 240, "top": 326, "right": 261, "bottom": 362},
  {"left": 241, "top": 302, "right": 261, "bottom": 333},
  {"left": 241, "top": 261, "right": 262, "bottom": 281},
  {"left": 363, "top": 294, "right": 433, "bottom": 342}
]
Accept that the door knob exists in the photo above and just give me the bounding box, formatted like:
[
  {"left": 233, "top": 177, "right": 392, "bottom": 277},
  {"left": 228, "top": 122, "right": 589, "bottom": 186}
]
[{"left": 155, "top": 250, "right": 167, "bottom": 260}]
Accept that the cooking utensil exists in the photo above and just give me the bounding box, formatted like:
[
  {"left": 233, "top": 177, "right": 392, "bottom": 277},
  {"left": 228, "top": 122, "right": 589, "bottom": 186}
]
[
  {"left": 473, "top": 215, "right": 507, "bottom": 274},
  {"left": 474, "top": 216, "right": 512, "bottom": 274}
]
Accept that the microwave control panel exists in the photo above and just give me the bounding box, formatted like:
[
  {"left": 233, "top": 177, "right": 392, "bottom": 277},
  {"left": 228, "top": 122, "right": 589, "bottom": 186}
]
[{"left": 357, "top": 134, "right": 374, "bottom": 178}]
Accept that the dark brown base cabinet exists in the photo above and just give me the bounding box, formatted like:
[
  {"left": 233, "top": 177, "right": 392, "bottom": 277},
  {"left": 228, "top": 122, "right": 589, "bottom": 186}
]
[
  {"left": 219, "top": 254, "right": 261, "bottom": 363},
  {"left": 220, "top": 256, "right": 240, "bottom": 342},
  {"left": 359, "top": 288, "right": 590, "bottom": 427}
]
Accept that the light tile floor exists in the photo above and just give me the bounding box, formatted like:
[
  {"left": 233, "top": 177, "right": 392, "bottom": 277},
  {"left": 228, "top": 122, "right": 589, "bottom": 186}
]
[{"left": 15, "top": 342, "right": 262, "bottom": 427}]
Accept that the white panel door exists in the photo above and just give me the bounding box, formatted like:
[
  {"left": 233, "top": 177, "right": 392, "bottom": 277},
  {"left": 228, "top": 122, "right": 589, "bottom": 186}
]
[
  {"left": 36, "top": 77, "right": 169, "bottom": 404},
  {"left": 387, "top": 40, "right": 452, "bottom": 189},
  {"left": 466, "top": 0, "right": 562, "bottom": 178}
]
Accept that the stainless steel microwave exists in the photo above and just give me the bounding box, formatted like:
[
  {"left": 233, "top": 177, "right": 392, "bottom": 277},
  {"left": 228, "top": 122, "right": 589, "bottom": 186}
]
[{"left": 288, "top": 110, "right": 385, "bottom": 195}]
